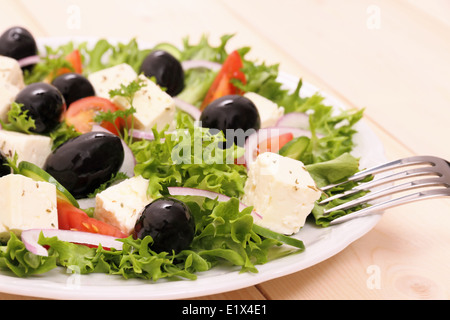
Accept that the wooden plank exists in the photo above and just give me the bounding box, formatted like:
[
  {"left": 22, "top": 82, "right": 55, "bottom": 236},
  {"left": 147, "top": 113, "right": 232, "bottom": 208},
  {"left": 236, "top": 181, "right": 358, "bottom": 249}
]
[
  {"left": 0, "top": 0, "right": 46, "bottom": 35},
  {"left": 0, "top": 0, "right": 448, "bottom": 300},
  {"left": 189, "top": 286, "right": 267, "bottom": 300},
  {"left": 220, "top": 0, "right": 450, "bottom": 161},
  {"left": 255, "top": 120, "right": 450, "bottom": 299}
]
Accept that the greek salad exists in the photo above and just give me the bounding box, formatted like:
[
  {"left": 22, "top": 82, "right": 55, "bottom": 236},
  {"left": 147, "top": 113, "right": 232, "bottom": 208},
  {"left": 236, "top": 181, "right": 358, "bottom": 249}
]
[{"left": 0, "top": 26, "right": 369, "bottom": 281}]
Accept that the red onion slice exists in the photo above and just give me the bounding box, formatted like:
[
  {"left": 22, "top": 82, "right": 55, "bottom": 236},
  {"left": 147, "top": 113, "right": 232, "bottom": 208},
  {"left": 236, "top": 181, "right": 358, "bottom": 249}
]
[
  {"left": 17, "top": 54, "right": 62, "bottom": 68},
  {"left": 21, "top": 229, "right": 124, "bottom": 257},
  {"left": 181, "top": 60, "right": 222, "bottom": 72},
  {"left": 131, "top": 129, "right": 155, "bottom": 140},
  {"left": 167, "top": 186, "right": 262, "bottom": 220},
  {"left": 275, "top": 112, "right": 310, "bottom": 129},
  {"left": 17, "top": 55, "right": 41, "bottom": 68},
  {"left": 173, "top": 97, "right": 202, "bottom": 120},
  {"left": 241, "top": 126, "right": 314, "bottom": 167},
  {"left": 131, "top": 128, "right": 189, "bottom": 142}
]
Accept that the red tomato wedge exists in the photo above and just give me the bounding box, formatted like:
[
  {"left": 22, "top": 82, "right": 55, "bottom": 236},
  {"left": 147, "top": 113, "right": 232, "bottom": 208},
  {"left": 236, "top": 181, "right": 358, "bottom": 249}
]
[
  {"left": 257, "top": 132, "right": 294, "bottom": 154},
  {"left": 200, "top": 50, "right": 246, "bottom": 110},
  {"left": 64, "top": 49, "right": 83, "bottom": 74},
  {"left": 57, "top": 200, "right": 127, "bottom": 238},
  {"left": 47, "top": 49, "right": 83, "bottom": 81},
  {"left": 64, "top": 96, "right": 125, "bottom": 135}
]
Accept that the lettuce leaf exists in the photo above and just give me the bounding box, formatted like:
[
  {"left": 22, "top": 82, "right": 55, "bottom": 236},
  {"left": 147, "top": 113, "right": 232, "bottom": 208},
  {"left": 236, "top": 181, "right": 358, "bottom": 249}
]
[
  {"left": 23, "top": 42, "right": 76, "bottom": 85},
  {"left": 305, "top": 152, "right": 361, "bottom": 187},
  {"left": 304, "top": 153, "right": 373, "bottom": 227},
  {"left": 176, "top": 68, "right": 216, "bottom": 107},
  {"left": 174, "top": 34, "right": 364, "bottom": 165},
  {"left": 174, "top": 34, "right": 234, "bottom": 107},
  {"left": 0, "top": 233, "right": 56, "bottom": 277},
  {"left": 81, "top": 38, "right": 151, "bottom": 74},
  {"left": 179, "top": 34, "right": 233, "bottom": 62},
  {"left": 0, "top": 197, "right": 301, "bottom": 279},
  {"left": 131, "top": 112, "right": 248, "bottom": 199},
  {"left": 23, "top": 38, "right": 151, "bottom": 85}
]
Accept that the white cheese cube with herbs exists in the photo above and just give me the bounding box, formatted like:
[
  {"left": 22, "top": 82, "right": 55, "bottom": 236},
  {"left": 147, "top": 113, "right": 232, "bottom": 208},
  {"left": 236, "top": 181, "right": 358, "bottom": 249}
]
[
  {"left": 0, "top": 82, "right": 20, "bottom": 122},
  {"left": 94, "top": 175, "right": 152, "bottom": 235},
  {"left": 244, "top": 92, "right": 284, "bottom": 128},
  {"left": 87, "top": 63, "right": 138, "bottom": 99},
  {"left": 0, "top": 174, "right": 58, "bottom": 240},
  {"left": 242, "top": 152, "right": 321, "bottom": 235},
  {"left": 0, "top": 55, "right": 25, "bottom": 89},
  {"left": 112, "top": 75, "right": 176, "bottom": 131},
  {"left": 0, "top": 130, "right": 52, "bottom": 168}
]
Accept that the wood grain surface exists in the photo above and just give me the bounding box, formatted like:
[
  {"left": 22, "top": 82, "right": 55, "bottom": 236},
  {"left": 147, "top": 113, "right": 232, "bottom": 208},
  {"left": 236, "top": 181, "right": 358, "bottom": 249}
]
[{"left": 0, "top": 0, "right": 449, "bottom": 300}]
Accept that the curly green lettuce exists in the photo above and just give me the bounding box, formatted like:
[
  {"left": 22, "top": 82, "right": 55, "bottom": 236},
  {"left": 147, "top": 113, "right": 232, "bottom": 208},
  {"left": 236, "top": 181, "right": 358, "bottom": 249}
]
[
  {"left": 0, "top": 197, "right": 302, "bottom": 279},
  {"left": 131, "top": 112, "right": 247, "bottom": 199}
]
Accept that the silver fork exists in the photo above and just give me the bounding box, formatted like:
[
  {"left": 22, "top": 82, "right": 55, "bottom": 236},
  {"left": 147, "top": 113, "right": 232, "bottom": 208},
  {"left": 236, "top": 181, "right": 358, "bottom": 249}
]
[{"left": 318, "top": 155, "right": 450, "bottom": 225}]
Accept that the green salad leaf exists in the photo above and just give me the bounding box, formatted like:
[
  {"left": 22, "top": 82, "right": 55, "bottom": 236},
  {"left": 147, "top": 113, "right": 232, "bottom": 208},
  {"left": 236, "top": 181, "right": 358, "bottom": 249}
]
[
  {"left": 0, "top": 197, "right": 301, "bottom": 279},
  {"left": 81, "top": 38, "right": 151, "bottom": 74},
  {"left": 23, "top": 38, "right": 151, "bottom": 85},
  {"left": 174, "top": 34, "right": 235, "bottom": 107},
  {"left": 0, "top": 102, "right": 36, "bottom": 134},
  {"left": 49, "top": 122, "right": 81, "bottom": 150},
  {"left": 173, "top": 34, "right": 364, "bottom": 166},
  {"left": 23, "top": 43, "right": 76, "bottom": 85},
  {"left": 176, "top": 68, "right": 216, "bottom": 107},
  {"left": 305, "top": 152, "right": 361, "bottom": 188},
  {"left": 131, "top": 112, "right": 247, "bottom": 199},
  {"left": 303, "top": 153, "right": 373, "bottom": 227},
  {"left": 179, "top": 34, "right": 233, "bottom": 62},
  {"left": 0, "top": 233, "right": 56, "bottom": 277}
]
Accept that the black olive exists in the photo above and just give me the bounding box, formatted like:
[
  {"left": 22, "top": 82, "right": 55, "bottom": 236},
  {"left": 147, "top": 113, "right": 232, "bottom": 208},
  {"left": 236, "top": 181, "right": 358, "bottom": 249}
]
[
  {"left": 0, "top": 151, "right": 11, "bottom": 177},
  {"left": 51, "top": 73, "right": 95, "bottom": 107},
  {"left": 200, "top": 94, "right": 260, "bottom": 147},
  {"left": 43, "top": 131, "right": 124, "bottom": 198},
  {"left": 0, "top": 26, "right": 38, "bottom": 71},
  {"left": 133, "top": 197, "right": 195, "bottom": 253},
  {"left": 15, "top": 82, "right": 66, "bottom": 134},
  {"left": 139, "top": 50, "right": 184, "bottom": 96}
]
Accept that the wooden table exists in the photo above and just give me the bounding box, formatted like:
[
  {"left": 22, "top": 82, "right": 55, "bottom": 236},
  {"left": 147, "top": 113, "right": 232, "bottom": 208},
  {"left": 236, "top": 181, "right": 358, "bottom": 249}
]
[{"left": 0, "top": 0, "right": 449, "bottom": 300}]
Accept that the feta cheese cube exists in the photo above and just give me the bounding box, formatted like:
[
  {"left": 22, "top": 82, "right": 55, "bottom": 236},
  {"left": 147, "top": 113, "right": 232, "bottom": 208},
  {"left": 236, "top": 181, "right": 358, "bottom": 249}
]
[
  {"left": 241, "top": 152, "right": 321, "bottom": 235},
  {"left": 88, "top": 64, "right": 175, "bottom": 131},
  {"left": 244, "top": 92, "right": 284, "bottom": 128},
  {"left": 0, "top": 55, "right": 25, "bottom": 89},
  {"left": 112, "top": 75, "right": 176, "bottom": 131},
  {"left": 0, "top": 82, "right": 20, "bottom": 122},
  {"left": 87, "top": 63, "right": 137, "bottom": 99},
  {"left": 0, "top": 174, "right": 58, "bottom": 240},
  {"left": 0, "top": 130, "right": 53, "bottom": 168},
  {"left": 94, "top": 175, "right": 152, "bottom": 235}
]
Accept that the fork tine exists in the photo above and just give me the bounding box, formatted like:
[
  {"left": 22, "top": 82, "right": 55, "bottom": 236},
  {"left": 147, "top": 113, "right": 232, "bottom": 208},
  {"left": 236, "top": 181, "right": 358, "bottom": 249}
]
[
  {"left": 320, "top": 155, "right": 450, "bottom": 225},
  {"left": 319, "top": 165, "right": 440, "bottom": 205},
  {"left": 323, "top": 176, "right": 448, "bottom": 214},
  {"left": 320, "top": 155, "right": 439, "bottom": 192},
  {"left": 329, "top": 188, "right": 450, "bottom": 225}
]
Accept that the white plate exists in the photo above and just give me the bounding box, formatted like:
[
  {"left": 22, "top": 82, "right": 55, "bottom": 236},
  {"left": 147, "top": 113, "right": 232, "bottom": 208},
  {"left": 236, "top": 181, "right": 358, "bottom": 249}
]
[{"left": 0, "top": 37, "right": 387, "bottom": 300}]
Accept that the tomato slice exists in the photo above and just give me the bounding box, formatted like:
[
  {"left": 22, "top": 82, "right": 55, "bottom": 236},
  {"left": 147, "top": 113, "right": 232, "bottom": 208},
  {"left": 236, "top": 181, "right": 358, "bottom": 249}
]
[
  {"left": 257, "top": 132, "right": 294, "bottom": 154},
  {"left": 64, "top": 49, "right": 83, "bottom": 74},
  {"left": 64, "top": 96, "right": 125, "bottom": 135},
  {"left": 46, "top": 49, "right": 83, "bottom": 81},
  {"left": 200, "top": 50, "right": 246, "bottom": 110},
  {"left": 57, "top": 200, "right": 127, "bottom": 238}
]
